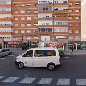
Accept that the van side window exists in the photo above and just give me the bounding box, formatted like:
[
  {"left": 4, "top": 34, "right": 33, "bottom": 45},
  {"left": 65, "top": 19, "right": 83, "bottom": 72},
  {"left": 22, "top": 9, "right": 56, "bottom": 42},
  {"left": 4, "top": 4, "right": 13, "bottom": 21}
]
[
  {"left": 23, "top": 50, "right": 33, "bottom": 57},
  {"left": 34, "top": 50, "right": 56, "bottom": 57}
]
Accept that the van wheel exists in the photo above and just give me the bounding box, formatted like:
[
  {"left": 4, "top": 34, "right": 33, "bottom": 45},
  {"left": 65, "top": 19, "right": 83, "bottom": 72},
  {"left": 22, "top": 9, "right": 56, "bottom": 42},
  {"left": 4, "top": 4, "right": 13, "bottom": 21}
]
[
  {"left": 47, "top": 63, "right": 55, "bottom": 71},
  {"left": 18, "top": 62, "right": 24, "bottom": 69}
]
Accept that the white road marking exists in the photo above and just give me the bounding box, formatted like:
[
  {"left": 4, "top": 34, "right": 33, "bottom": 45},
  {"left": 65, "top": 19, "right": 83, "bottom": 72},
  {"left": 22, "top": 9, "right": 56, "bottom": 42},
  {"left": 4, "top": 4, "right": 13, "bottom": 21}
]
[
  {"left": 0, "top": 76, "right": 4, "bottom": 79},
  {"left": 76, "top": 79, "right": 86, "bottom": 85},
  {"left": 19, "top": 77, "right": 36, "bottom": 84},
  {"left": 2, "top": 77, "right": 19, "bottom": 83},
  {"left": 57, "top": 78, "right": 70, "bottom": 85},
  {"left": 38, "top": 78, "right": 52, "bottom": 84}
]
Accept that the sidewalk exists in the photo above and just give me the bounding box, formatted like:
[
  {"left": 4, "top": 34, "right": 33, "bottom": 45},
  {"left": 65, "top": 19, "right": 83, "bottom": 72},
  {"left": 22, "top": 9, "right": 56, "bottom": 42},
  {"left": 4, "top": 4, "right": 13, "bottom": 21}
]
[{"left": 65, "top": 50, "right": 86, "bottom": 55}]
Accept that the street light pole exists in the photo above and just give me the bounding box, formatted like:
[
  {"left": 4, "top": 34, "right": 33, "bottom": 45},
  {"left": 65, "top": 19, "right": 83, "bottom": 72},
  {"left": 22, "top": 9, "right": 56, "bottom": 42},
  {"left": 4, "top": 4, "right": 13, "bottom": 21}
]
[{"left": 52, "top": 0, "right": 54, "bottom": 42}]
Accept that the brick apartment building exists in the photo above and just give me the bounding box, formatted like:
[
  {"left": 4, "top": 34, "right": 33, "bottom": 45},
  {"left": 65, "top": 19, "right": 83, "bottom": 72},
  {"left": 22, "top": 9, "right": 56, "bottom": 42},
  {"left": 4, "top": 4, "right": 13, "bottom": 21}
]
[
  {"left": 0, "top": 0, "right": 12, "bottom": 47},
  {"left": 0, "top": 0, "right": 81, "bottom": 49}
]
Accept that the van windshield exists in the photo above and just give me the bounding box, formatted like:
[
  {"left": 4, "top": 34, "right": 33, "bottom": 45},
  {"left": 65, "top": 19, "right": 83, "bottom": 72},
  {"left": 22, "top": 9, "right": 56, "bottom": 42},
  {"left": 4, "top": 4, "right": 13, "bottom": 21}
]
[
  {"left": 23, "top": 50, "right": 33, "bottom": 57},
  {"left": 34, "top": 50, "right": 56, "bottom": 57}
]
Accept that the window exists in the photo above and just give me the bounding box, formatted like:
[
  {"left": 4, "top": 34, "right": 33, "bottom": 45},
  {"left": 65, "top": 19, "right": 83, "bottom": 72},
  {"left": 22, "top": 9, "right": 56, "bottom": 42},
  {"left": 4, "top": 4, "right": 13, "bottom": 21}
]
[
  {"left": 69, "top": 30, "right": 72, "bottom": 33},
  {"left": 20, "top": 10, "right": 25, "bottom": 13},
  {"left": 75, "top": 36, "right": 80, "bottom": 41},
  {"left": 21, "top": 4, "right": 25, "bottom": 7},
  {"left": 21, "top": 17, "right": 25, "bottom": 20},
  {"left": 34, "top": 11, "right": 38, "bottom": 13},
  {"left": 14, "top": 4, "right": 18, "bottom": 6},
  {"left": 15, "top": 24, "right": 18, "bottom": 26},
  {"left": 69, "top": 3, "right": 72, "bottom": 6},
  {"left": 27, "top": 3, "right": 31, "bottom": 6},
  {"left": 1, "top": 49, "right": 5, "bottom": 52},
  {"left": 75, "top": 2, "right": 80, "bottom": 6},
  {"left": 21, "top": 24, "right": 25, "bottom": 27},
  {"left": 68, "top": 10, "right": 72, "bottom": 12},
  {"left": 75, "top": 10, "right": 80, "bottom": 12},
  {"left": 69, "top": 36, "right": 73, "bottom": 40},
  {"left": 34, "top": 17, "right": 38, "bottom": 20},
  {"left": 69, "top": 17, "right": 73, "bottom": 20},
  {"left": 34, "top": 50, "right": 56, "bottom": 57},
  {"left": 27, "top": 17, "right": 31, "bottom": 20},
  {"left": 27, "top": 30, "right": 31, "bottom": 33},
  {"left": 27, "top": 24, "right": 31, "bottom": 26},
  {"left": 14, "top": 17, "right": 18, "bottom": 20},
  {"left": 75, "top": 30, "right": 79, "bottom": 33},
  {"left": 23, "top": 50, "right": 33, "bottom": 57},
  {"left": 63, "top": 1, "right": 67, "bottom": 3},
  {"left": 34, "top": 3, "right": 38, "bottom": 6},
  {"left": 15, "top": 11, "right": 18, "bottom": 13},
  {"left": 27, "top": 11, "right": 31, "bottom": 14},
  {"left": 21, "top": 30, "right": 25, "bottom": 33},
  {"left": 56, "top": 36, "right": 66, "bottom": 39},
  {"left": 75, "top": 16, "right": 80, "bottom": 20},
  {"left": 54, "top": 21, "right": 68, "bottom": 25},
  {"left": 75, "top": 23, "right": 80, "bottom": 27},
  {"left": 15, "top": 30, "right": 18, "bottom": 33},
  {"left": 68, "top": 23, "right": 73, "bottom": 26}
]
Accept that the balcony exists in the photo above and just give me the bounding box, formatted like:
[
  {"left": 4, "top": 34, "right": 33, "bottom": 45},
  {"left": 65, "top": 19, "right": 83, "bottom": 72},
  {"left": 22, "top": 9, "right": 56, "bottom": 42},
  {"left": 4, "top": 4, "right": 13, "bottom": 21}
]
[
  {"left": 54, "top": 10, "right": 68, "bottom": 14},
  {"left": 38, "top": 10, "right": 53, "bottom": 14},
  {"left": 38, "top": 17, "right": 53, "bottom": 20},
  {"left": 54, "top": 3, "right": 69, "bottom": 7},
  {"left": 0, "top": 18, "right": 12, "bottom": 21}
]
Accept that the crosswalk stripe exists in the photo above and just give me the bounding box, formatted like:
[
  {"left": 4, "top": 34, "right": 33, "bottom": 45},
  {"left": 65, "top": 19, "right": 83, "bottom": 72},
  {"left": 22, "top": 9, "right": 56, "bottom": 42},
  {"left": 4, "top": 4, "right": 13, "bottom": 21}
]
[
  {"left": 57, "top": 78, "right": 70, "bottom": 85},
  {"left": 2, "top": 77, "right": 19, "bottom": 83},
  {"left": 0, "top": 76, "right": 4, "bottom": 79},
  {"left": 76, "top": 79, "right": 86, "bottom": 85},
  {"left": 19, "top": 77, "right": 36, "bottom": 84},
  {"left": 38, "top": 78, "right": 52, "bottom": 85}
]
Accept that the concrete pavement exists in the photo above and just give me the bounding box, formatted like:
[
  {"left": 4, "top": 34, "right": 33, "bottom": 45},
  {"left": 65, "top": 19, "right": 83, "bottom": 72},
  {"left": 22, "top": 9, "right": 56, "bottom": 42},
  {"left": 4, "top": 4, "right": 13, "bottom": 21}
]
[
  {"left": 65, "top": 49, "right": 86, "bottom": 55},
  {"left": 9, "top": 48, "right": 86, "bottom": 56}
]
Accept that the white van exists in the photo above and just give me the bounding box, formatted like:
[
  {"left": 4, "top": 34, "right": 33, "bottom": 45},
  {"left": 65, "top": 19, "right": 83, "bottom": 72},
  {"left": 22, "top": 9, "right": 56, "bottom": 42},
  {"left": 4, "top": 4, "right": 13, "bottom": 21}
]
[{"left": 15, "top": 47, "right": 60, "bottom": 70}]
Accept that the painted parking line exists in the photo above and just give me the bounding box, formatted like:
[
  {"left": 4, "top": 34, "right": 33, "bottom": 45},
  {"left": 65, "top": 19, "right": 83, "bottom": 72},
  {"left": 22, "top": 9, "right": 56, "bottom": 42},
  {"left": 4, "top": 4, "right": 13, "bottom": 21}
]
[
  {"left": 19, "top": 77, "right": 36, "bottom": 84},
  {"left": 0, "top": 76, "right": 4, "bottom": 79},
  {"left": 57, "top": 78, "right": 70, "bottom": 85},
  {"left": 38, "top": 78, "right": 52, "bottom": 85},
  {"left": 76, "top": 79, "right": 86, "bottom": 85},
  {"left": 2, "top": 77, "right": 19, "bottom": 83}
]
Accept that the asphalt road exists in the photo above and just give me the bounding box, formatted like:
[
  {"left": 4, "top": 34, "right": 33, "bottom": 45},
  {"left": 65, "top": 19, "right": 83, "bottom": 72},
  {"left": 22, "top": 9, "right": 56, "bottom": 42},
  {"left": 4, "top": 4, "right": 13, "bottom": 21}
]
[{"left": 0, "top": 53, "right": 86, "bottom": 86}]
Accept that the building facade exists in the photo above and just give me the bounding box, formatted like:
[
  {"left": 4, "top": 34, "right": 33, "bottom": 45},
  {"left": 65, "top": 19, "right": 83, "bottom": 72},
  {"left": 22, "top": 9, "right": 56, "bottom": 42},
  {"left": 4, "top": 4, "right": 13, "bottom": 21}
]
[
  {"left": 0, "top": 0, "right": 12, "bottom": 47},
  {"left": 68, "top": 0, "right": 81, "bottom": 49},
  {"left": 12, "top": 0, "right": 38, "bottom": 44},
  {"left": 0, "top": 0, "right": 81, "bottom": 49}
]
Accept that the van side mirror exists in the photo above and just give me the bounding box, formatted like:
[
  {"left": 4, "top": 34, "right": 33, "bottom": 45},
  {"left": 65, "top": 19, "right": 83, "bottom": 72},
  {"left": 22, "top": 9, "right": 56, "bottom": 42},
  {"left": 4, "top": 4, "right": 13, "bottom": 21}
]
[{"left": 22, "top": 54, "right": 26, "bottom": 57}]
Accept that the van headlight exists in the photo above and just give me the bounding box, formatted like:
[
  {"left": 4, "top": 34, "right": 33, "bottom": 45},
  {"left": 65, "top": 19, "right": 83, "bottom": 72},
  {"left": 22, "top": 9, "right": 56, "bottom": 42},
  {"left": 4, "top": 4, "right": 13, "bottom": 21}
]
[{"left": 16, "top": 58, "right": 20, "bottom": 60}]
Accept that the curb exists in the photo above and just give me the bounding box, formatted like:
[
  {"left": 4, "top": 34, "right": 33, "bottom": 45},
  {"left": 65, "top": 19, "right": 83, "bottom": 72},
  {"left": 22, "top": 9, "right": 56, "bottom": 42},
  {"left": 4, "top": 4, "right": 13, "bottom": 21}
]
[{"left": 65, "top": 53, "right": 86, "bottom": 55}]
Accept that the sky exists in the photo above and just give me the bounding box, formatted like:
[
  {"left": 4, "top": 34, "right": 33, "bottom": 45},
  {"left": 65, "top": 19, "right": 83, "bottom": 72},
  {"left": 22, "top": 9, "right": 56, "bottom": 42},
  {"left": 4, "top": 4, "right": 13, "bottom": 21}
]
[{"left": 81, "top": 0, "right": 86, "bottom": 41}]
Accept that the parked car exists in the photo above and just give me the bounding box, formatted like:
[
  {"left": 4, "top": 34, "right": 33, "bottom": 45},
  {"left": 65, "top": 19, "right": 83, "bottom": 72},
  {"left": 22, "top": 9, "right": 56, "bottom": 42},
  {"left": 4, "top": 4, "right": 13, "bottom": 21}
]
[
  {"left": 15, "top": 47, "right": 61, "bottom": 71},
  {"left": 0, "top": 48, "right": 12, "bottom": 57}
]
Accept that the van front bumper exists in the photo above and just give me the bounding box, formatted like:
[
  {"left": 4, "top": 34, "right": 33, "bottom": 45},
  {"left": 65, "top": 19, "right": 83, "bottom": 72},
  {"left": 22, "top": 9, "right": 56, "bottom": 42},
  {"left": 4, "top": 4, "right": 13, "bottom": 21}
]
[{"left": 15, "top": 61, "right": 18, "bottom": 66}]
